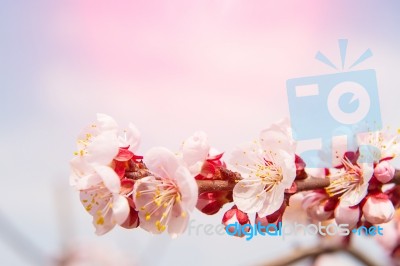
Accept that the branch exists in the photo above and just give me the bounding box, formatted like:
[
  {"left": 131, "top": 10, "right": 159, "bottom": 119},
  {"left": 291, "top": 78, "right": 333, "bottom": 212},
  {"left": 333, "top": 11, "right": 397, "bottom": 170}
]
[
  {"left": 259, "top": 245, "right": 379, "bottom": 266},
  {"left": 126, "top": 161, "right": 400, "bottom": 195}
]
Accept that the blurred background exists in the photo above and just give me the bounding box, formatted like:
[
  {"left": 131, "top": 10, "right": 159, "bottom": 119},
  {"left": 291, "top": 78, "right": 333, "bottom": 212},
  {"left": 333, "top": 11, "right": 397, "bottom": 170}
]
[{"left": 1, "top": 0, "right": 400, "bottom": 265}]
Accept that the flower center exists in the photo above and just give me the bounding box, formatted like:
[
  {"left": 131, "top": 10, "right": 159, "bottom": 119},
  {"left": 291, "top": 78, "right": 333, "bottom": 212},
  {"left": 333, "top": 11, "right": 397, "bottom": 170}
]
[
  {"left": 81, "top": 184, "right": 113, "bottom": 225},
  {"left": 326, "top": 159, "right": 363, "bottom": 197},
  {"left": 136, "top": 177, "right": 185, "bottom": 232},
  {"left": 74, "top": 132, "right": 93, "bottom": 156},
  {"left": 241, "top": 158, "right": 284, "bottom": 196}
]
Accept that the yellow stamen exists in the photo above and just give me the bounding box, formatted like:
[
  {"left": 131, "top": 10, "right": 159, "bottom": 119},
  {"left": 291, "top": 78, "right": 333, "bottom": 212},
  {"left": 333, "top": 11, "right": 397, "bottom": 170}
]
[
  {"left": 96, "top": 216, "right": 104, "bottom": 225},
  {"left": 145, "top": 213, "right": 151, "bottom": 221}
]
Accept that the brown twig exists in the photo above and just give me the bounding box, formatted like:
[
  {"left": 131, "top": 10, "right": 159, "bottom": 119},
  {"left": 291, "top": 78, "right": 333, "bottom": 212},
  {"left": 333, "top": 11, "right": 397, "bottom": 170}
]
[{"left": 126, "top": 162, "right": 400, "bottom": 195}]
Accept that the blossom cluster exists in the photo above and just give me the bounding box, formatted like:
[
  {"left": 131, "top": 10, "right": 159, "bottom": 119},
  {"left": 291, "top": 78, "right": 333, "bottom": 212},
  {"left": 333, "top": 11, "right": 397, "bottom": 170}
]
[
  {"left": 70, "top": 114, "right": 228, "bottom": 236},
  {"left": 303, "top": 131, "right": 400, "bottom": 229},
  {"left": 69, "top": 114, "right": 400, "bottom": 242}
]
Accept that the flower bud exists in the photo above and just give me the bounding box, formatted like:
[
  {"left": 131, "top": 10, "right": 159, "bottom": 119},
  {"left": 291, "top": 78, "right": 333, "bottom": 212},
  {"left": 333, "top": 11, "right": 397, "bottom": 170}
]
[
  {"left": 254, "top": 202, "right": 286, "bottom": 233},
  {"left": 196, "top": 191, "right": 232, "bottom": 215},
  {"left": 334, "top": 204, "right": 360, "bottom": 229},
  {"left": 374, "top": 161, "right": 395, "bottom": 184},
  {"left": 182, "top": 131, "right": 210, "bottom": 170},
  {"left": 222, "top": 206, "right": 250, "bottom": 237},
  {"left": 362, "top": 194, "right": 395, "bottom": 224},
  {"left": 295, "top": 155, "right": 307, "bottom": 180},
  {"left": 302, "top": 191, "right": 334, "bottom": 221}
]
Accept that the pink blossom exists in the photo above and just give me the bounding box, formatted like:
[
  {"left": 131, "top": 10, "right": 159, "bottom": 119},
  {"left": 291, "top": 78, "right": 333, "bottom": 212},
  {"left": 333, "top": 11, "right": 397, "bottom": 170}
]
[
  {"left": 79, "top": 165, "right": 131, "bottom": 235},
  {"left": 133, "top": 147, "right": 198, "bottom": 238},
  {"left": 230, "top": 119, "right": 296, "bottom": 216},
  {"left": 374, "top": 220, "right": 398, "bottom": 252},
  {"left": 70, "top": 113, "right": 141, "bottom": 189},
  {"left": 325, "top": 157, "right": 373, "bottom": 207}
]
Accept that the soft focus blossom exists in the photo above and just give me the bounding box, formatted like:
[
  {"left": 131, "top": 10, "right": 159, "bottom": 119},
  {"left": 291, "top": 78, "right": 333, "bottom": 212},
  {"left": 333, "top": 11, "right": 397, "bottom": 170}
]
[
  {"left": 59, "top": 240, "right": 135, "bottom": 266},
  {"left": 230, "top": 119, "right": 296, "bottom": 216},
  {"left": 325, "top": 156, "right": 373, "bottom": 207},
  {"left": 375, "top": 219, "right": 399, "bottom": 253},
  {"left": 362, "top": 194, "right": 395, "bottom": 224},
  {"left": 357, "top": 131, "right": 400, "bottom": 164},
  {"left": 283, "top": 193, "right": 309, "bottom": 224},
  {"left": 133, "top": 147, "right": 198, "bottom": 237},
  {"left": 314, "top": 253, "right": 362, "bottom": 266}
]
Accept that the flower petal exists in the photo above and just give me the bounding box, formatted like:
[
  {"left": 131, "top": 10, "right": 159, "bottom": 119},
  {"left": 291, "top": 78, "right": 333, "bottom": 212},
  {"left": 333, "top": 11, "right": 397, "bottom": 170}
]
[
  {"left": 174, "top": 166, "right": 198, "bottom": 211},
  {"left": 273, "top": 150, "right": 296, "bottom": 188},
  {"left": 119, "top": 123, "right": 141, "bottom": 152},
  {"left": 114, "top": 148, "right": 134, "bottom": 161},
  {"left": 360, "top": 162, "right": 374, "bottom": 184},
  {"left": 86, "top": 131, "right": 119, "bottom": 165},
  {"left": 259, "top": 118, "right": 296, "bottom": 154},
  {"left": 182, "top": 131, "right": 210, "bottom": 169},
  {"left": 144, "top": 147, "right": 179, "bottom": 179},
  {"left": 168, "top": 203, "right": 189, "bottom": 238},
  {"left": 75, "top": 172, "right": 102, "bottom": 190},
  {"left": 257, "top": 186, "right": 285, "bottom": 217},
  {"left": 96, "top": 113, "right": 118, "bottom": 132},
  {"left": 233, "top": 179, "right": 265, "bottom": 213},
  {"left": 229, "top": 142, "right": 264, "bottom": 176},
  {"left": 94, "top": 209, "right": 116, "bottom": 236},
  {"left": 340, "top": 183, "right": 369, "bottom": 206},
  {"left": 132, "top": 176, "right": 156, "bottom": 210},
  {"left": 79, "top": 187, "right": 110, "bottom": 216},
  {"left": 112, "top": 195, "right": 130, "bottom": 225},
  {"left": 93, "top": 165, "right": 120, "bottom": 194}
]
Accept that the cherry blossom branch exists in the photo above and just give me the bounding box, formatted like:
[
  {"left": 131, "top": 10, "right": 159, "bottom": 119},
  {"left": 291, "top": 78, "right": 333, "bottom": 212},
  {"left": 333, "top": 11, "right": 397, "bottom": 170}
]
[
  {"left": 126, "top": 162, "right": 400, "bottom": 195},
  {"left": 259, "top": 245, "right": 379, "bottom": 266},
  {"left": 196, "top": 176, "right": 332, "bottom": 194}
]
